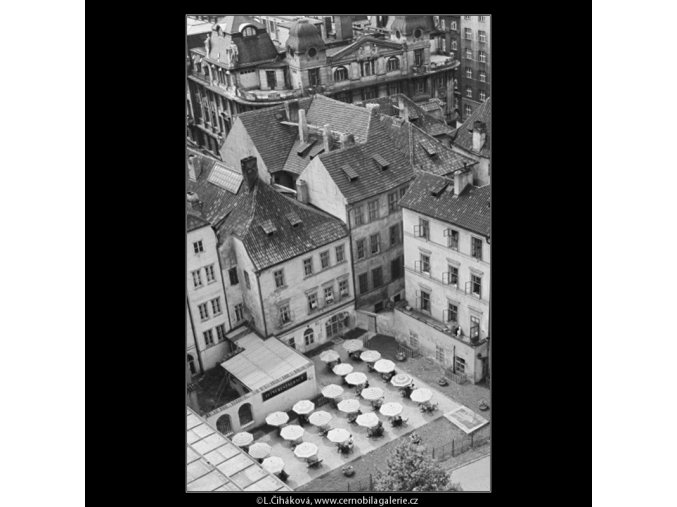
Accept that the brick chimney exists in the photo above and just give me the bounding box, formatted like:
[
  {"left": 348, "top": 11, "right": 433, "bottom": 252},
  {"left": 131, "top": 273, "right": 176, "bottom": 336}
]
[
  {"left": 322, "top": 124, "right": 332, "bottom": 152},
  {"left": 339, "top": 133, "right": 355, "bottom": 149},
  {"left": 453, "top": 168, "right": 473, "bottom": 197},
  {"left": 296, "top": 179, "right": 310, "bottom": 204},
  {"left": 472, "top": 121, "right": 487, "bottom": 153},
  {"left": 397, "top": 96, "right": 409, "bottom": 122},
  {"left": 241, "top": 156, "right": 259, "bottom": 192},
  {"left": 366, "top": 103, "right": 380, "bottom": 116},
  {"left": 284, "top": 99, "right": 299, "bottom": 122},
  {"left": 298, "top": 108, "right": 308, "bottom": 143}
]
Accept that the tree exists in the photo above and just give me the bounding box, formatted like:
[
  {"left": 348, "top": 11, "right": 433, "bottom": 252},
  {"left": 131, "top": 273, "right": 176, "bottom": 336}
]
[{"left": 373, "top": 433, "right": 461, "bottom": 491}]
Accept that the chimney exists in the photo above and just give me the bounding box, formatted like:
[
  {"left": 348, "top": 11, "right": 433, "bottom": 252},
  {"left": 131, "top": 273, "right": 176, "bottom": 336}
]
[
  {"left": 472, "top": 121, "right": 487, "bottom": 153},
  {"left": 453, "top": 169, "right": 472, "bottom": 197},
  {"left": 339, "top": 133, "right": 355, "bottom": 149},
  {"left": 296, "top": 179, "right": 310, "bottom": 204},
  {"left": 335, "top": 15, "right": 354, "bottom": 41},
  {"left": 284, "top": 99, "right": 299, "bottom": 122},
  {"left": 187, "top": 155, "right": 197, "bottom": 181},
  {"left": 366, "top": 103, "right": 380, "bottom": 116},
  {"left": 397, "top": 96, "right": 409, "bottom": 122},
  {"left": 298, "top": 108, "right": 308, "bottom": 143},
  {"left": 187, "top": 192, "right": 203, "bottom": 212},
  {"left": 241, "top": 156, "right": 259, "bottom": 192},
  {"left": 322, "top": 124, "right": 332, "bottom": 152}
]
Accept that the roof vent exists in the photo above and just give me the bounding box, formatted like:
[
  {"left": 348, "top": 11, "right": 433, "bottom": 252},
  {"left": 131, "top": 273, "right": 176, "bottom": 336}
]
[
  {"left": 260, "top": 219, "right": 277, "bottom": 235},
  {"left": 430, "top": 180, "right": 449, "bottom": 197},
  {"left": 419, "top": 140, "right": 437, "bottom": 157},
  {"left": 297, "top": 138, "right": 317, "bottom": 156},
  {"left": 286, "top": 211, "right": 303, "bottom": 227},
  {"left": 371, "top": 153, "right": 389, "bottom": 170},
  {"left": 341, "top": 164, "right": 358, "bottom": 182}
]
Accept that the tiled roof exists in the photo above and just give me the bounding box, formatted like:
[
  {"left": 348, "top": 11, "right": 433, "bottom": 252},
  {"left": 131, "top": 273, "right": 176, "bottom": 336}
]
[
  {"left": 307, "top": 94, "right": 372, "bottom": 144},
  {"left": 399, "top": 172, "right": 491, "bottom": 238},
  {"left": 452, "top": 97, "right": 491, "bottom": 157},
  {"left": 363, "top": 94, "right": 454, "bottom": 138},
  {"left": 327, "top": 35, "right": 402, "bottom": 62},
  {"left": 317, "top": 114, "right": 414, "bottom": 204},
  {"left": 217, "top": 180, "right": 349, "bottom": 271},
  {"left": 187, "top": 212, "right": 210, "bottom": 232}
]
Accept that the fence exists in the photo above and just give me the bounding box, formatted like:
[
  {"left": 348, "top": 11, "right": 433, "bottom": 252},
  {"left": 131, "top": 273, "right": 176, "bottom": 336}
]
[{"left": 430, "top": 427, "right": 491, "bottom": 461}]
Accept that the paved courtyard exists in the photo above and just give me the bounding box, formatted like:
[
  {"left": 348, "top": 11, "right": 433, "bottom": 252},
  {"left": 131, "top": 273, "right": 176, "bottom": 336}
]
[{"left": 250, "top": 339, "right": 468, "bottom": 489}]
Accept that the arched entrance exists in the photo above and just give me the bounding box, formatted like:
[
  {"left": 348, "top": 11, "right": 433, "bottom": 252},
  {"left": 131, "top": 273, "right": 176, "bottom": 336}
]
[
  {"left": 216, "top": 414, "right": 232, "bottom": 435},
  {"left": 238, "top": 403, "right": 253, "bottom": 426}
]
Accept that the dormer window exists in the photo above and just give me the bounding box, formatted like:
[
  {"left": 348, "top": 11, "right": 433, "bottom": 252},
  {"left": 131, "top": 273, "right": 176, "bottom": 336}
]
[{"left": 242, "top": 26, "right": 256, "bottom": 37}]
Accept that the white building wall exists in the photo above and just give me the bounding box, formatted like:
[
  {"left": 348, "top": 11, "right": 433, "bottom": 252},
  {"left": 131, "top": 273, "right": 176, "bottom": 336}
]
[
  {"left": 220, "top": 119, "right": 274, "bottom": 184},
  {"left": 297, "top": 158, "right": 348, "bottom": 223}
]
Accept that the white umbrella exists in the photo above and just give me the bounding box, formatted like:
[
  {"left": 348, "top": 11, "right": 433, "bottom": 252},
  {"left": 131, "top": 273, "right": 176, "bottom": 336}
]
[
  {"left": 337, "top": 398, "right": 360, "bottom": 414},
  {"left": 333, "top": 363, "right": 354, "bottom": 376},
  {"left": 360, "top": 350, "right": 381, "bottom": 363},
  {"left": 320, "top": 350, "right": 340, "bottom": 363},
  {"left": 293, "top": 442, "right": 319, "bottom": 459},
  {"left": 280, "top": 424, "right": 304, "bottom": 442},
  {"left": 410, "top": 388, "right": 433, "bottom": 403},
  {"left": 356, "top": 412, "right": 380, "bottom": 428},
  {"left": 327, "top": 428, "right": 351, "bottom": 444},
  {"left": 379, "top": 402, "right": 403, "bottom": 417},
  {"left": 345, "top": 372, "right": 368, "bottom": 386},
  {"left": 390, "top": 373, "right": 413, "bottom": 388},
  {"left": 374, "top": 359, "right": 396, "bottom": 373},
  {"left": 262, "top": 456, "right": 285, "bottom": 475},
  {"left": 308, "top": 410, "right": 332, "bottom": 427},
  {"left": 292, "top": 400, "right": 315, "bottom": 415},
  {"left": 342, "top": 339, "right": 364, "bottom": 353},
  {"left": 265, "top": 411, "right": 289, "bottom": 427},
  {"left": 321, "top": 384, "right": 344, "bottom": 399},
  {"left": 360, "top": 387, "right": 384, "bottom": 401},
  {"left": 248, "top": 442, "right": 272, "bottom": 459},
  {"left": 231, "top": 431, "right": 254, "bottom": 447}
]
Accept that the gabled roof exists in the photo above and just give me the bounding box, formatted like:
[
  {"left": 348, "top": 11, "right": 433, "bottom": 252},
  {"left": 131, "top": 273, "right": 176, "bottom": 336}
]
[
  {"left": 327, "top": 35, "right": 402, "bottom": 61},
  {"left": 216, "top": 180, "right": 348, "bottom": 271},
  {"left": 399, "top": 172, "right": 491, "bottom": 238},
  {"left": 307, "top": 94, "right": 372, "bottom": 144},
  {"left": 363, "top": 94, "right": 454, "bottom": 138},
  {"left": 316, "top": 114, "right": 414, "bottom": 204},
  {"left": 452, "top": 97, "right": 491, "bottom": 157},
  {"left": 187, "top": 212, "right": 210, "bottom": 232},
  {"left": 218, "top": 16, "right": 264, "bottom": 35}
]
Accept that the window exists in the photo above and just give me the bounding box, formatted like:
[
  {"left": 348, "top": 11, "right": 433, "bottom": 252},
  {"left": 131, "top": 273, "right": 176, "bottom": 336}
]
[
  {"left": 464, "top": 28, "right": 473, "bottom": 40},
  {"left": 353, "top": 206, "right": 364, "bottom": 226},
  {"left": 372, "top": 267, "right": 383, "bottom": 288},
  {"left": 324, "top": 286, "right": 335, "bottom": 304},
  {"left": 479, "top": 51, "right": 487, "bottom": 63},
  {"left": 288, "top": 337, "right": 296, "bottom": 349},
  {"left": 216, "top": 323, "right": 227, "bottom": 342},
  {"left": 447, "top": 229, "right": 459, "bottom": 249},
  {"left": 471, "top": 237, "right": 483, "bottom": 260},
  {"left": 244, "top": 271, "right": 251, "bottom": 289},
  {"left": 193, "top": 240, "right": 204, "bottom": 254},
  {"left": 414, "top": 28, "right": 422, "bottom": 38},
  {"left": 447, "top": 302, "right": 458, "bottom": 322},
  {"left": 303, "top": 258, "right": 313, "bottom": 276},
  {"left": 242, "top": 26, "right": 256, "bottom": 37},
  {"left": 361, "top": 59, "right": 375, "bottom": 77},
  {"left": 409, "top": 331, "right": 419, "bottom": 349},
  {"left": 454, "top": 356, "right": 466, "bottom": 373},
  {"left": 465, "top": 48, "right": 473, "bottom": 60},
  {"left": 448, "top": 265, "right": 459, "bottom": 285},
  {"left": 466, "top": 87, "right": 473, "bottom": 98},
  {"left": 399, "top": 185, "right": 408, "bottom": 199},
  {"left": 308, "top": 47, "right": 317, "bottom": 58},
  {"left": 414, "top": 49, "right": 423, "bottom": 67},
  {"left": 479, "top": 90, "right": 486, "bottom": 101},
  {"left": 363, "top": 86, "right": 378, "bottom": 100},
  {"left": 464, "top": 16, "right": 471, "bottom": 20},
  {"left": 465, "top": 67, "right": 472, "bottom": 79},
  {"left": 203, "top": 329, "right": 214, "bottom": 346},
  {"left": 228, "top": 267, "right": 239, "bottom": 285},
  {"left": 450, "top": 20, "right": 457, "bottom": 30},
  {"left": 274, "top": 269, "right": 285, "bottom": 288},
  {"left": 279, "top": 304, "right": 291, "bottom": 324},
  {"left": 191, "top": 270, "right": 203, "bottom": 288},
  {"left": 335, "top": 244, "right": 345, "bottom": 263},
  {"left": 307, "top": 292, "right": 319, "bottom": 312},
  {"left": 451, "top": 39, "right": 458, "bottom": 50},
  {"left": 470, "top": 315, "right": 480, "bottom": 339},
  {"left": 334, "top": 66, "right": 349, "bottom": 81},
  {"left": 234, "top": 303, "right": 244, "bottom": 322},
  {"left": 471, "top": 274, "right": 482, "bottom": 299},
  {"left": 320, "top": 251, "right": 330, "bottom": 269},
  {"left": 205, "top": 264, "right": 216, "bottom": 283},
  {"left": 368, "top": 200, "right": 379, "bottom": 221},
  {"left": 326, "top": 314, "right": 342, "bottom": 338},
  {"left": 479, "top": 16, "right": 486, "bottom": 22},
  {"left": 388, "top": 191, "right": 398, "bottom": 212},
  {"left": 479, "top": 30, "right": 487, "bottom": 43},
  {"left": 238, "top": 403, "right": 253, "bottom": 425},
  {"left": 419, "top": 290, "right": 431, "bottom": 312},
  {"left": 418, "top": 218, "right": 430, "bottom": 239},
  {"left": 198, "top": 302, "right": 209, "bottom": 321},
  {"left": 391, "top": 256, "right": 403, "bottom": 279},
  {"left": 440, "top": 18, "right": 446, "bottom": 30},
  {"left": 435, "top": 346, "right": 445, "bottom": 363},
  {"left": 464, "top": 104, "right": 472, "bottom": 117},
  {"left": 266, "top": 70, "right": 277, "bottom": 89},
  {"left": 389, "top": 224, "right": 400, "bottom": 246},
  {"left": 308, "top": 68, "right": 320, "bottom": 87},
  {"left": 358, "top": 273, "right": 369, "bottom": 294},
  {"left": 304, "top": 328, "right": 315, "bottom": 346},
  {"left": 420, "top": 253, "right": 431, "bottom": 274},
  {"left": 387, "top": 57, "right": 399, "bottom": 72},
  {"left": 188, "top": 354, "right": 197, "bottom": 376},
  {"left": 211, "top": 297, "right": 222, "bottom": 315},
  {"left": 356, "top": 239, "right": 366, "bottom": 260},
  {"left": 339, "top": 279, "right": 349, "bottom": 298},
  {"left": 370, "top": 233, "right": 380, "bottom": 255},
  {"left": 388, "top": 82, "right": 401, "bottom": 95},
  {"left": 479, "top": 71, "right": 486, "bottom": 83},
  {"left": 416, "top": 79, "right": 426, "bottom": 94}
]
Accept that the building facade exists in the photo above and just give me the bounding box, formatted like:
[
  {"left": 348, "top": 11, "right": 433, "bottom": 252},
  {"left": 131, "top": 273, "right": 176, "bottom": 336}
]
[
  {"left": 398, "top": 171, "right": 490, "bottom": 383},
  {"left": 458, "top": 15, "right": 490, "bottom": 121},
  {"left": 451, "top": 97, "right": 491, "bottom": 186}
]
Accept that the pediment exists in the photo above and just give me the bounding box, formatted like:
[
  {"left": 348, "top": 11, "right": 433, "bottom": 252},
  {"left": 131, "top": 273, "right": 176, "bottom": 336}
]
[{"left": 328, "top": 36, "right": 403, "bottom": 62}]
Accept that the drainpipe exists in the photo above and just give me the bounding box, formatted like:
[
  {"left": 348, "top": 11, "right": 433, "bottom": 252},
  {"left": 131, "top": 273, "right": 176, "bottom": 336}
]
[
  {"left": 255, "top": 271, "right": 269, "bottom": 337},
  {"left": 187, "top": 296, "right": 205, "bottom": 375},
  {"left": 215, "top": 240, "right": 233, "bottom": 332}
]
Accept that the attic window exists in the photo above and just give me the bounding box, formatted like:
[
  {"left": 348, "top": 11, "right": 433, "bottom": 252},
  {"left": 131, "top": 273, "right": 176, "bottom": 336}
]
[
  {"left": 419, "top": 141, "right": 437, "bottom": 157},
  {"left": 297, "top": 139, "right": 317, "bottom": 156},
  {"left": 208, "top": 163, "right": 244, "bottom": 194},
  {"left": 371, "top": 154, "right": 389, "bottom": 170},
  {"left": 260, "top": 219, "right": 277, "bottom": 235},
  {"left": 242, "top": 26, "right": 257, "bottom": 37},
  {"left": 430, "top": 180, "right": 450, "bottom": 197},
  {"left": 286, "top": 212, "right": 303, "bottom": 227},
  {"left": 341, "top": 164, "right": 359, "bottom": 182}
]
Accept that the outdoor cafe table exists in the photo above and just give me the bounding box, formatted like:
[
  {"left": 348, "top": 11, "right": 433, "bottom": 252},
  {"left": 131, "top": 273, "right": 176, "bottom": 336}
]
[
  {"left": 248, "top": 442, "right": 272, "bottom": 460},
  {"left": 337, "top": 398, "right": 360, "bottom": 414},
  {"left": 390, "top": 373, "right": 413, "bottom": 388},
  {"left": 410, "top": 388, "right": 432, "bottom": 404},
  {"left": 379, "top": 402, "right": 403, "bottom": 418},
  {"left": 342, "top": 339, "right": 364, "bottom": 353},
  {"left": 327, "top": 428, "right": 351, "bottom": 444},
  {"left": 262, "top": 456, "right": 285, "bottom": 475},
  {"left": 356, "top": 412, "right": 380, "bottom": 428},
  {"left": 345, "top": 372, "right": 368, "bottom": 387},
  {"left": 231, "top": 431, "right": 254, "bottom": 448},
  {"left": 280, "top": 424, "right": 305, "bottom": 445},
  {"left": 319, "top": 350, "right": 340, "bottom": 364},
  {"left": 360, "top": 350, "right": 381, "bottom": 363},
  {"left": 360, "top": 387, "right": 384, "bottom": 402},
  {"left": 292, "top": 399, "right": 315, "bottom": 416},
  {"left": 293, "top": 442, "right": 319, "bottom": 461},
  {"left": 332, "top": 363, "right": 354, "bottom": 377},
  {"left": 308, "top": 410, "right": 332, "bottom": 429},
  {"left": 265, "top": 411, "right": 289, "bottom": 428},
  {"left": 374, "top": 359, "right": 396, "bottom": 374},
  {"left": 321, "top": 384, "right": 344, "bottom": 399}
]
